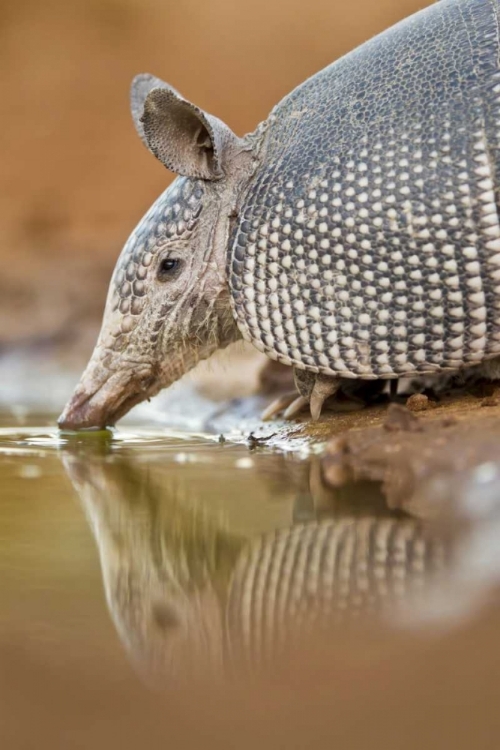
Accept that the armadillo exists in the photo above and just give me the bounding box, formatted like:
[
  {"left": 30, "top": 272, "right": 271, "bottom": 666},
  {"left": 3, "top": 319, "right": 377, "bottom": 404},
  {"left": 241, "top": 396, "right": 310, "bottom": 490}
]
[{"left": 59, "top": 0, "right": 500, "bottom": 430}]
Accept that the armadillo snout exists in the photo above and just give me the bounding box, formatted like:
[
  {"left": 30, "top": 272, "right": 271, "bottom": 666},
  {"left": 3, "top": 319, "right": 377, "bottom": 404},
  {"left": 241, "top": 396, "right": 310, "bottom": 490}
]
[
  {"left": 58, "top": 385, "right": 106, "bottom": 431},
  {"left": 58, "top": 366, "right": 157, "bottom": 431}
]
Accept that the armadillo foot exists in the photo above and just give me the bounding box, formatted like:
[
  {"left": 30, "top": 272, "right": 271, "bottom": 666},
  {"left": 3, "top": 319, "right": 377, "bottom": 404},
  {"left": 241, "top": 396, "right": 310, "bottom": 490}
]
[
  {"left": 261, "top": 370, "right": 341, "bottom": 421},
  {"left": 308, "top": 375, "right": 341, "bottom": 420},
  {"left": 261, "top": 391, "right": 300, "bottom": 421}
]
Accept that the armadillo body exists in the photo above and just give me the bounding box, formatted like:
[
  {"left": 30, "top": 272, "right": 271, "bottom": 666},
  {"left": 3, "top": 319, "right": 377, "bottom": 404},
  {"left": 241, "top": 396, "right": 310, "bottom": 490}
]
[
  {"left": 58, "top": 0, "right": 500, "bottom": 431},
  {"left": 231, "top": 0, "right": 500, "bottom": 380}
]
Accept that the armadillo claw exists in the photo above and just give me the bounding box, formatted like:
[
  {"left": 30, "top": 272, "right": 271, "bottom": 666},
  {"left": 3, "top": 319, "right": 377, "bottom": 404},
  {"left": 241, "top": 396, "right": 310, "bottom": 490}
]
[
  {"left": 309, "top": 376, "right": 341, "bottom": 421},
  {"left": 261, "top": 373, "right": 340, "bottom": 421},
  {"left": 283, "top": 395, "right": 309, "bottom": 419},
  {"left": 309, "top": 394, "right": 325, "bottom": 421},
  {"left": 261, "top": 393, "right": 310, "bottom": 421},
  {"left": 260, "top": 392, "right": 300, "bottom": 421}
]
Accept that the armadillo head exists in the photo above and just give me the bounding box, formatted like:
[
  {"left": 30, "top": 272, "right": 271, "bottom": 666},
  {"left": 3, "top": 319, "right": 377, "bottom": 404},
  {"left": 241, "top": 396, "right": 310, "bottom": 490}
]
[{"left": 59, "top": 75, "right": 255, "bottom": 430}]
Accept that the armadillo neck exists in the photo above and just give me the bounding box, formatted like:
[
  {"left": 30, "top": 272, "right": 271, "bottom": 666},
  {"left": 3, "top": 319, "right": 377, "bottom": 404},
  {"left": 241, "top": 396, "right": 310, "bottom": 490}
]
[{"left": 229, "top": 0, "right": 500, "bottom": 380}]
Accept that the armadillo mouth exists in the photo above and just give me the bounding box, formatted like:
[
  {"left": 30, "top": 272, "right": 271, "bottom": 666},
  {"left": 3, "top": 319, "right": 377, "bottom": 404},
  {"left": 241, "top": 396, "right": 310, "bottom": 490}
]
[{"left": 58, "top": 367, "right": 159, "bottom": 431}]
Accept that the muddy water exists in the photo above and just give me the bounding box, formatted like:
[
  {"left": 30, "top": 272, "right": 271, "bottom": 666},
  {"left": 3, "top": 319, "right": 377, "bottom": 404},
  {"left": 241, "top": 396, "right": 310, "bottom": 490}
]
[
  {"left": 2, "top": 406, "right": 500, "bottom": 746},
  {"left": 0, "top": 411, "right": 435, "bottom": 670}
]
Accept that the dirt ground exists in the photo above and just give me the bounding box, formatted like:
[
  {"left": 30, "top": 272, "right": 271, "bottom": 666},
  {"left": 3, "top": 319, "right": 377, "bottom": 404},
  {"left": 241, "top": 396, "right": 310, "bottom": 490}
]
[
  {"left": 319, "top": 395, "right": 500, "bottom": 510},
  {"left": 1, "top": 0, "right": 432, "bottom": 358}
]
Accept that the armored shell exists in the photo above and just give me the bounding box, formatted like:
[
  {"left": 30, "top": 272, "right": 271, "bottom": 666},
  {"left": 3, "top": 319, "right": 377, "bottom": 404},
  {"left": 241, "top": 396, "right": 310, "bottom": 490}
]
[{"left": 230, "top": 0, "right": 500, "bottom": 380}]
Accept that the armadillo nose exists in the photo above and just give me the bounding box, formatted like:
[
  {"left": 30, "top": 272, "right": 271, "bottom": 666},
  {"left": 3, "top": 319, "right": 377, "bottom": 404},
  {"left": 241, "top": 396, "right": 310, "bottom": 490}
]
[
  {"left": 58, "top": 366, "right": 158, "bottom": 431},
  {"left": 58, "top": 387, "right": 109, "bottom": 431}
]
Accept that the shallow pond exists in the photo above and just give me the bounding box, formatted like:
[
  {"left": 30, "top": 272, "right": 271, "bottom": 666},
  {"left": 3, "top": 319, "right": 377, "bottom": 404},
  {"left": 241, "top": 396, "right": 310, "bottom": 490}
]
[
  {"left": 2, "top": 404, "right": 500, "bottom": 747},
  {"left": 0, "top": 407, "right": 455, "bottom": 668}
]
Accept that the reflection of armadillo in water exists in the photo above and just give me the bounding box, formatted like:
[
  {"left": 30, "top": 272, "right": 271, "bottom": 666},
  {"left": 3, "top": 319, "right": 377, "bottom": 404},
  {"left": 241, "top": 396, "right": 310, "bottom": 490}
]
[
  {"left": 60, "top": 0, "right": 500, "bottom": 430},
  {"left": 63, "top": 449, "right": 447, "bottom": 680},
  {"left": 226, "top": 518, "right": 447, "bottom": 665}
]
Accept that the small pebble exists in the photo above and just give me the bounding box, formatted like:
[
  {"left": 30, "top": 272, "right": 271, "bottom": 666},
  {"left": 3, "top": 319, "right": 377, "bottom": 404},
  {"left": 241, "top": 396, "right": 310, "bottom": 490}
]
[{"left": 406, "top": 393, "right": 430, "bottom": 412}]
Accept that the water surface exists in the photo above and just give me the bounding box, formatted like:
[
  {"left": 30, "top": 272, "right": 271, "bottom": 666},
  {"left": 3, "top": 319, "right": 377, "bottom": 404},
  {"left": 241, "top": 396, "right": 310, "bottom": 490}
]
[{"left": 2, "top": 408, "right": 500, "bottom": 747}]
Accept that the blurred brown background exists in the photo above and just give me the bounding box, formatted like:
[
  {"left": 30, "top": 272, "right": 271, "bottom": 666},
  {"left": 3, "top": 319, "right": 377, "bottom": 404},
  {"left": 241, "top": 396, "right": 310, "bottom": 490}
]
[{"left": 0, "top": 0, "right": 432, "bottom": 360}]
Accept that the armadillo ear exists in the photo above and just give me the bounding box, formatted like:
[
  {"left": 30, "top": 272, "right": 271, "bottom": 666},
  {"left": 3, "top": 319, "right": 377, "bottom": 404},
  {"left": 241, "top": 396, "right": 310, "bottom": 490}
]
[
  {"left": 130, "top": 73, "right": 240, "bottom": 181},
  {"left": 130, "top": 73, "right": 181, "bottom": 148}
]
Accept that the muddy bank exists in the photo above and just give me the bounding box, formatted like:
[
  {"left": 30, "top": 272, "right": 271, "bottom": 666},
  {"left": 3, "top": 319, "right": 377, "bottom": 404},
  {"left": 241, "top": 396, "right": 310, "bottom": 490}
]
[{"left": 320, "top": 394, "right": 500, "bottom": 513}]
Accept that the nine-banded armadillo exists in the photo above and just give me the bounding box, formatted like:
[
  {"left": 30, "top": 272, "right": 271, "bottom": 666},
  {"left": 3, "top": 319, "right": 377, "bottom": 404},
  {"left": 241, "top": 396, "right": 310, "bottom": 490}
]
[{"left": 59, "top": 0, "right": 500, "bottom": 430}]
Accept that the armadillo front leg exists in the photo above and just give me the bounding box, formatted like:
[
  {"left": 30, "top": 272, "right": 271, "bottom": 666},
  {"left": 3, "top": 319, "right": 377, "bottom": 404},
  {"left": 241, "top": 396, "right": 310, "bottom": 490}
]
[
  {"left": 267, "top": 368, "right": 341, "bottom": 420},
  {"left": 293, "top": 369, "right": 340, "bottom": 421},
  {"left": 261, "top": 368, "right": 340, "bottom": 421}
]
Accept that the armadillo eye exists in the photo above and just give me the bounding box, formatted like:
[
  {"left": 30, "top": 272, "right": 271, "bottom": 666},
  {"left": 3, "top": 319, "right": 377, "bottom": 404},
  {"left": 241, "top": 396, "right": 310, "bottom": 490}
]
[{"left": 157, "top": 257, "right": 181, "bottom": 280}]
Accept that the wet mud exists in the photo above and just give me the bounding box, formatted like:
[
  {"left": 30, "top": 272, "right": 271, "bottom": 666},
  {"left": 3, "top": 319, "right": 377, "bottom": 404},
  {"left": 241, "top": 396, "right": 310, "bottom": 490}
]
[{"left": 320, "top": 393, "right": 500, "bottom": 514}]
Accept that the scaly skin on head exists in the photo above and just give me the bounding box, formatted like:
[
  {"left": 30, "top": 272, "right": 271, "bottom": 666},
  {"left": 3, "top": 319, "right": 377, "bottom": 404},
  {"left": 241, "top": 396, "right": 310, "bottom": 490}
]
[{"left": 59, "top": 74, "right": 255, "bottom": 430}]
